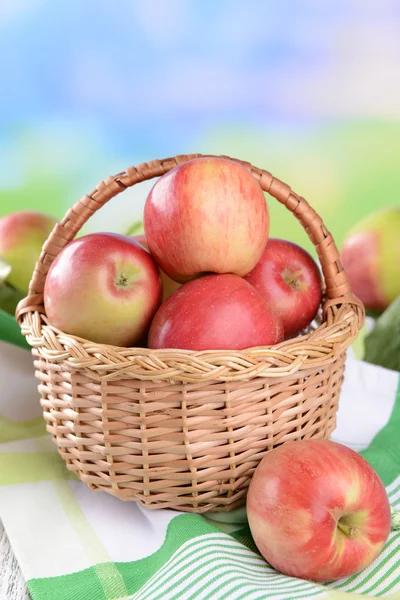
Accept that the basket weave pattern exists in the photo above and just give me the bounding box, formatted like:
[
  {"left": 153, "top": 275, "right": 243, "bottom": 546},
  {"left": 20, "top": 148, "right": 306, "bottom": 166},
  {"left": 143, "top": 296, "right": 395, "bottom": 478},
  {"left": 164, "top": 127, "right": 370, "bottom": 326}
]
[{"left": 17, "top": 154, "right": 364, "bottom": 513}]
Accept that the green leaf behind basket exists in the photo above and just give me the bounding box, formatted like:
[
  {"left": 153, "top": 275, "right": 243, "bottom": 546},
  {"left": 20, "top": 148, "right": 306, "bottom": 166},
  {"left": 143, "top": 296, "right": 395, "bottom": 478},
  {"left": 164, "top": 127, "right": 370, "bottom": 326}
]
[
  {"left": 364, "top": 296, "right": 400, "bottom": 372},
  {"left": 0, "top": 308, "right": 30, "bottom": 350}
]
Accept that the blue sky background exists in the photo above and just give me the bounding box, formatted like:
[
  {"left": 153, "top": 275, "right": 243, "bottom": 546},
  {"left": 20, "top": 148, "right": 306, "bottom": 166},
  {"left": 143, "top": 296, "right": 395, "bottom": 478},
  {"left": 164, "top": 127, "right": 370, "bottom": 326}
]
[{"left": 1, "top": 0, "right": 399, "bottom": 249}]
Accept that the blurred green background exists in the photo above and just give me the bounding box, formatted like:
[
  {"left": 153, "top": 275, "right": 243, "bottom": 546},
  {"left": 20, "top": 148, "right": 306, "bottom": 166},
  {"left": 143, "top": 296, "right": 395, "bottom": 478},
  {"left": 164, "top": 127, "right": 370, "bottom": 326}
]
[{"left": 1, "top": 1, "right": 400, "bottom": 256}]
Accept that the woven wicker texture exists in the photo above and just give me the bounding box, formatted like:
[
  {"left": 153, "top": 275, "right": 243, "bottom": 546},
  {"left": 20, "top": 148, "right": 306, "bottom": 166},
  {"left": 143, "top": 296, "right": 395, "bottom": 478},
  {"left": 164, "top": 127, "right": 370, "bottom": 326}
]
[{"left": 17, "top": 154, "right": 364, "bottom": 513}]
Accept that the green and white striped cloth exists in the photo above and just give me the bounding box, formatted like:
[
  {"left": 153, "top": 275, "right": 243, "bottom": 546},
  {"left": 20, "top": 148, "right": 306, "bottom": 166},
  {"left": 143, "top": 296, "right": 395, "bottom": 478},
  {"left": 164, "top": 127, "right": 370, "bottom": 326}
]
[{"left": 1, "top": 340, "right": 399, "bottom": 599}]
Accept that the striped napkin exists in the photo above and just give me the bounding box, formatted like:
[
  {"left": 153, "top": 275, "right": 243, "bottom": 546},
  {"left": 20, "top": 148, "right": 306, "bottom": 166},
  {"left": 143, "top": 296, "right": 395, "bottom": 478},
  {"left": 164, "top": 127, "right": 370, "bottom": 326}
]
[{"left": 0, "top": 340, "right": 399, "bottom": 600}]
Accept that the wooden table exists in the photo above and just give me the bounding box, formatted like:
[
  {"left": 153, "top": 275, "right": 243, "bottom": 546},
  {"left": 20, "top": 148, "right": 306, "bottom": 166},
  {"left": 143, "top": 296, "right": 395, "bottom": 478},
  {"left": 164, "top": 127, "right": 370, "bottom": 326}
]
[{"left": 0, "top": 521, "right": 30, "bottom": 599}]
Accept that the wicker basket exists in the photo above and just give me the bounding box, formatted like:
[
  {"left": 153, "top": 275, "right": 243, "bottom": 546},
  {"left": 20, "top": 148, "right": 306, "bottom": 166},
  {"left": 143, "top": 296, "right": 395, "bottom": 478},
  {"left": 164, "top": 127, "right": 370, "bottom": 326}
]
[{"left": 17, "top": 154, "right": 364, "bottom": 514}]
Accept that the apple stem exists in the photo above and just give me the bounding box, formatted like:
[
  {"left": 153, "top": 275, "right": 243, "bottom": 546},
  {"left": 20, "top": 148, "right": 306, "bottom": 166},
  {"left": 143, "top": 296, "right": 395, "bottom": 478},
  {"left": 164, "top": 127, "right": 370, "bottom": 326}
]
[
  {"left": 337, "top": 521, "right": 359, "bottom": 538},
  {"left": 282, "top": 268, "right": 304, "bottom": 290}
]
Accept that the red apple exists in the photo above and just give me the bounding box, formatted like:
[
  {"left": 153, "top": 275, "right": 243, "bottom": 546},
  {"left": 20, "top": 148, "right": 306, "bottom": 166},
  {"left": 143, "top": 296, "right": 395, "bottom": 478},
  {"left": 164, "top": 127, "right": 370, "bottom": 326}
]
[
  {"left": 44, "top": 233, "right": 161, "bottom": 347},
  {"left": 247, "top": 440, "right": 391, "bottom": 582},
  {"left": 341, "top": 207, "right": 400, "bottom": 311},
  {"left": 148, "top": 274, "right": 284, "bottom": 351},
  {"left": 0, "top": 211, "right": 57, "bottom": 293},
  {"left": 132, "top": 234, "right": 181, "bottom": 302},
  {"left": 244, "top": 238, "right": 322, "bottom": 338},
  {"left": 144, "top": 157, "right": 269, "bottom": 283}
]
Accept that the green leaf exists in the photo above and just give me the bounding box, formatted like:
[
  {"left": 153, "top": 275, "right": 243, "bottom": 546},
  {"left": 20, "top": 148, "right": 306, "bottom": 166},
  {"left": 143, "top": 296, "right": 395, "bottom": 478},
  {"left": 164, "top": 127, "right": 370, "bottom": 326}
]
[
  {"left": 0, "top": 281, "right": 25, "bottom": 316},
  {"left": 0, "top": 308, "right": 30, "bottom": 349},
  {"left": 364, "top": 296, "right": 400, "bottom": 372},
  {"left": 365, "top": 307, "right": 384, "bottom": 320},
  {"left": 124, "top": 221, "right": 144, "bottom": 237}
]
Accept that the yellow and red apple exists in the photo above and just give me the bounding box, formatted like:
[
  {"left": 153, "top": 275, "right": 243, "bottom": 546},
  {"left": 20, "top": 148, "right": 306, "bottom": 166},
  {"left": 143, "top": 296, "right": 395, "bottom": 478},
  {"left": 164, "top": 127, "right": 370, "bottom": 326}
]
[
  {"left": 148, "top": 274, "right": 284, "bottom": 351},
  {"left": 144, "top": 157, "right": 269, "bottom": 283},
  {"left": 245, "top": 239, "right": 322, "bottom": 338},
  {"left": 341, "top": 207, "right": 400, "bottom": 311},
  {"left": 0, "top": 211, "right": 57, "bottom": 293},
  {"left": 247, "top": 439, "right": 391, "bottom": 582},
  {"left": 44, "top": 233, "right": 161, "bottom": 347}
]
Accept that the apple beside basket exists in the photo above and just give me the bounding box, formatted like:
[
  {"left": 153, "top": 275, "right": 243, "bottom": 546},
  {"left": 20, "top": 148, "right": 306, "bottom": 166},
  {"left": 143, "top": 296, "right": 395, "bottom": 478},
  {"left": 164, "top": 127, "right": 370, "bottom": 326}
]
[{"left": 16, "top": 154, "right": 364, "bottom": 514}]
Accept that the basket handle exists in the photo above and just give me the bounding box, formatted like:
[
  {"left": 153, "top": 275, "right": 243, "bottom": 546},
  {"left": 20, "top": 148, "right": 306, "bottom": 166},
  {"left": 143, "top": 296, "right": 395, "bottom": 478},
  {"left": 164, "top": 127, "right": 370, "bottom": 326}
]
[{"left": 16, "top": 154, "right": 364, "bottom": 324}]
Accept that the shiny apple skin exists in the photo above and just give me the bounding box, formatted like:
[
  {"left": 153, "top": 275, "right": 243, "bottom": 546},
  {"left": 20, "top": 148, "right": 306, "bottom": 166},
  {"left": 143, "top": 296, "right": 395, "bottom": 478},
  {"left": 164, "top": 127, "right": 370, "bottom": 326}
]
[
  {"left": 44, "top": 233, "right": 161, "bottom": 347},
  {"left": 0, "top": 211, "right": 57, "bottom": 293},
  {"left": 245, "top": 238, "right": 322, "bottom": 338},
  {"left": 247, "top": 439, "right": 391, "bottom": 582},
  {"left": 341, "top": 207, "right": 400, "bottom": 312},
  {"left": 144, "top": 157, "right": 269, "bottom": 283},
  {"left": 148, "top": 273, "right": 284, "bottom": 351}
]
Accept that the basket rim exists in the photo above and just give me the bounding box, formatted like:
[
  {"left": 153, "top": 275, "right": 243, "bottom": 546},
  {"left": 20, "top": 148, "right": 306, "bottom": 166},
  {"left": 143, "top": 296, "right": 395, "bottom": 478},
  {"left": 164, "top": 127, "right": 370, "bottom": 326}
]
[{"left": 20, "top": 299, "right": 362, "bottom": 382}]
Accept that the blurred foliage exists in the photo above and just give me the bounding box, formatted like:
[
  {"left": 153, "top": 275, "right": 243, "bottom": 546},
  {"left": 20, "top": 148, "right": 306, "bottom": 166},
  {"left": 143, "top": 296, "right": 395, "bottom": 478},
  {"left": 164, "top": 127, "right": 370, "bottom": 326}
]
[
  {"left": 0, "top": 283, "right": 24, "bottom": 316},
  {"left": 198, "top": 120, "right": 400, "bottom": 256},
  {"left": 2, "top": 120, "right": 399, "bottom": 261},
  {"left": 364, "top": 297, "right": 400, "bottom": 372}
]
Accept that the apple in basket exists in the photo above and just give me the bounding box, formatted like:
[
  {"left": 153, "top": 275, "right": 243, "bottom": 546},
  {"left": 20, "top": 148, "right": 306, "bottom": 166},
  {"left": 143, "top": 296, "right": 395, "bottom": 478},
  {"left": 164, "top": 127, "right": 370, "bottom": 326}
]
[
  {"left": 144, "top": 157, "right": 269, "bottom": 283},
  {"left": 148, "top": 273, "right": 284, "bottom": 350},
  {"left": 0, "top": 211, "right": 57, "bottom": 293},
  {"left": 44, "top": 233, "right": 162, "bottom": 346},
  {"left": 247, "top": 440, "right": 391, "bottom": 582},
  {"left": 244, "top": 238, "right": 322, "bottom": 339},
  {"left": 132, "top": 234, "right": 181, "bottom": 301}
]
